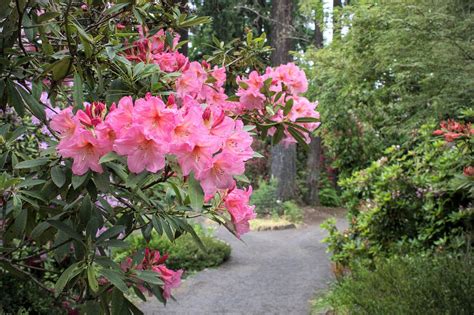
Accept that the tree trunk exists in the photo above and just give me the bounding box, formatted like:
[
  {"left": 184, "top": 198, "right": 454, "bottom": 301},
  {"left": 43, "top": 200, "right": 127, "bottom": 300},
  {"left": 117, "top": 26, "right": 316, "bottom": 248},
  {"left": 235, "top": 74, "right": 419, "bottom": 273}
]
[
  {"left": 176, "top": 0, "right": 188, "bottom": 56},
  {"left": 333, "top": 0, "right": 342, "bottom": 40},
  {"left": 314, "top": 13, "right": 324, "bottom": 49},
  {"left": 306, "top": 136, "right": 322, "bottom": 205},
  {"left": 305, "top": 4, "right": 324, "bottom": 206},
  {"left": 269, "top": 0, "right": 296, "bottom": 201}
]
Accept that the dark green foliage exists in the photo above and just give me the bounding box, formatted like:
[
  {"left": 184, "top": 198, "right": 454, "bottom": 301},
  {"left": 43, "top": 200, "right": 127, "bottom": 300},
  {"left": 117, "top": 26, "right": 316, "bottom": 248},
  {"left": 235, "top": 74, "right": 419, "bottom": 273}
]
[
  {"left": 302, "top": 0, "right": 474, "bottom": 177},
  {"left": 114, "top": 228, "right": 231, "bottom": 273},
  {"left": 318, "top": 187, "right": 341, "bottom": 207},
  {"left": 322, "top": 122, "right": 473, "bottom": 267},
  {"left": 315, "top": 253, "right": 474, "bottom": 315},
  {"left": 0, "top": 271, "right": 63, "bottom": 314},
  {"left": 251, "top": 179, "right": 280, "bottom": 216},
  {"left": 251, "top": 180, "right": 303, "bottom": 223},
  {"left": 282, "top": 201, "right": 304, "bottom": 224}
]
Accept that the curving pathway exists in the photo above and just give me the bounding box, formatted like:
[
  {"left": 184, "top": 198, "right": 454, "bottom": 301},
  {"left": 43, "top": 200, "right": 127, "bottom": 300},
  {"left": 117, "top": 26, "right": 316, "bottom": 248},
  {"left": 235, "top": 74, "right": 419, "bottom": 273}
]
[{"left": 141, "top": 218, "right": 346, "bottom": 315}]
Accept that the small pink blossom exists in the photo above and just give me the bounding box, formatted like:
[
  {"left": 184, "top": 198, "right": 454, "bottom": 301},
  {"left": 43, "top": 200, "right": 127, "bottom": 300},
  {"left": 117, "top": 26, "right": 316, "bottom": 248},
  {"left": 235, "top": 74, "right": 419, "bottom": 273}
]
[
  {"left": 57, "top": 129, "right": 107, "bottom": 175},
  {"left": 133, "top": 94, "right": 177, "bottom": 141},
  {"left": 224, "top": 186, "right": 256, "bottom": 238},
  {"left": 113, "top": 125, "right": 169, "bottom": 173},
  {"left": 198, "top": 152, "right": 245, "bottom": 196},
  {"left": 50, "top": 107, "right": 79, "bottom": 140}
]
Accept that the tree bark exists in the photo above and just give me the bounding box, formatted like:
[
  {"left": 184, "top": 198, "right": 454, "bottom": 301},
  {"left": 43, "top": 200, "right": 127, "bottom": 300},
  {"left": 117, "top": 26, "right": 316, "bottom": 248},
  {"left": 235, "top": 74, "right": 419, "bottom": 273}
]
[
  {"left": 175, "top": 0, "right": 188, "bottom": 56},
  {"left": 314, "top": 13, "right": 324, "bottom": 49},
  {"left": 305, "top": 4, "right": 324, "bottom": 206},
  {"left": 306, "top": 136, "right": 322, "bottom": 205},
  {"left": 333, "top": 0, "right": 342, "bottom": 40},
  {"left": 269, "top": 0, "right": 296, "bottom": 201}
]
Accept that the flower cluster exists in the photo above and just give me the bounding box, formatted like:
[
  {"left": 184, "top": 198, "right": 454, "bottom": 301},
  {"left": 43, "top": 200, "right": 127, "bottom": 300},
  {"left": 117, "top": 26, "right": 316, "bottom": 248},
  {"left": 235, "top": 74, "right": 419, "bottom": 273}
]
[
  {"left": 124, "top": 27, "right": 188, "bottom": 73},
  {"left": 433, "top": 119, "right": 474, "bottom": 142},
  {"left": 236, "top": 63, "right": 320, "bottom": 145},
  {"left": 52, "top": 93, "right": 254, "bottom": 196},
  {"left": 223, "top": 186, "right": 256, "bottom": 237},
  {"left": 120, "top": 248, "right": 182, "bottom": 299}
]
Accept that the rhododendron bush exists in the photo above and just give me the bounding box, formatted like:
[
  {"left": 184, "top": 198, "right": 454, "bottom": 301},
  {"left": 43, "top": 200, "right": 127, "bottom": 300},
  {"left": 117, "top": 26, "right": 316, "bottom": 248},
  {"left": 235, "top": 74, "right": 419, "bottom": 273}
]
[{"left": 0, "top": 1, "right": 319, "bottom": 313}]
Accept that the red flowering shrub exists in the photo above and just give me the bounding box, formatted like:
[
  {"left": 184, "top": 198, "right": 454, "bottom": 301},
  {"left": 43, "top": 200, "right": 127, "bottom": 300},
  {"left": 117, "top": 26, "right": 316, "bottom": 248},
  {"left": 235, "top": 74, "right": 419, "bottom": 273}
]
[{"left": 432, "top": 119, "right": 474, "bottom": 142}]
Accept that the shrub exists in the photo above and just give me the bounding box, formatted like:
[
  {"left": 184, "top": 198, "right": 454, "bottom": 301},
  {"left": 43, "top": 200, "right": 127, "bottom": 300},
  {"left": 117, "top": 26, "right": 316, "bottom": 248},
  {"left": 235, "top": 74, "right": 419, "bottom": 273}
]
[
  {"left": 323, "top": 121, "right": 473, "bottom": 267},
  {"left": 313, "top": 252, "right": 474, "bottom": 315},
  {"left": 251, "top": 180, "right": 304, "bottom": 223},
  {"left": 319, "top": 187, "right": 341, "bottom": 207},
  {"left": 283, "top": 201, "right": 304, "bottom": 224},
  {"left": 251, "top": 179, "right": 283, "bottom": 216},
  {"left": 114, "top": 227, "right": 231, "bottom": 273},
  {"left": 0, "top": 271, "right": 64, "bottom": 314}
]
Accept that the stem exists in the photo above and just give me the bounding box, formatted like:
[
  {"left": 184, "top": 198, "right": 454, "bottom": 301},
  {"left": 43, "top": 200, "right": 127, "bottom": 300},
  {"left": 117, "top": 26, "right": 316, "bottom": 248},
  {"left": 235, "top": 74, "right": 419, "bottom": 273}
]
[
  {"left": 0, "top": 257, "right": 54, "bottom": 293},
  {"left": 12, "top": 238, "right": 72, "bottom": 262},
  {"left": 15, "top": 0, "right": 28, "bottom": 55}
]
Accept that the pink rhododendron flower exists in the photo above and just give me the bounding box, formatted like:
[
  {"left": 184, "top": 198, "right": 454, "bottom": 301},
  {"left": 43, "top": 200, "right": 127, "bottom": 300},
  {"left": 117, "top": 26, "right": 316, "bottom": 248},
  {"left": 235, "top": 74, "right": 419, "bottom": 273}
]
[
  {"left": 176, "top": 62, "right": 207, "bottom": 98},
  {"left": 114, "top": 125, "right": 168, "bottom": 173},
  {"left": 76, "top": 102, "right": 106, "bottom": 127},
  {"left": 154, "top": 265, "right": 183, "bottom": 300},
  {"left": 198, "top": 152, "right": 245, "bottom": 196},
  {"left": 174, "top": 134, "right": 221, "bottom": 177},
  {"left": 135, "top": 248, "right": 183, "bottom": 299},
  {"left": 133, "top": 94, "right": 177, "bottom": 141},
  {"left": 106, "top": 96, "right": 134, "bottom": 137},
  {"left": 50, "top": 107, "right": 79, "bottom": 140},
  {"left": 272, "top": 62, "right": 308, "bottom": 94},
  {"left": 57, "top": 129, "right": 107, "bottom": 175},
  {"left": 222, "top": 120, "right": 254, "bottom": 161},
  {"left": 170, "top": 105, "right": 207, "bottom": 149},
  {"left": 224, "top": 186, "right": 256, "bottom": 238}
]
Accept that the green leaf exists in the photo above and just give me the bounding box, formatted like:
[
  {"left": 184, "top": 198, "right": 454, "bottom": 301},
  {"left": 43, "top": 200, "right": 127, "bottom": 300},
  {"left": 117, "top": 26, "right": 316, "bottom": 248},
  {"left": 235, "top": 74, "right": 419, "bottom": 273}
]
[
  {"left": 72, "top": 173, "right": 89, "bottom": 189},
  {"left": 295, "top": 117, "right": 319, "bottom": 123},
  {"left": 14, "top": 158, "right": 49, "bottom": 169},
  {"left": 48, "top": 220, "right": 84, "bottom": 244},
  {"left": 13, "top": 208, "right": 28, "bottom": 235},
  {"left": 87, "top": 265, "right": 99, "bottom": 293},
  {"left": 48, "top": 57, "right": 72, "bottom": 81},
  {"left": 79, "top": 194, "right": 93, "bottom": 225},
  {"left": 135, "top": 270, "right": 163, "bottom": 285},
  {"left": 238, "top": 81, "right": 249, "bottom": 89},
  {"left": 161, "top": 219, "right": 174, "bottom": 242},
  {"left": 103, "top": 3, "right": 129, "bottom": 16},
  {"left": 37, "top": 12, "right": 60, "bottom": 23},
  {"left": 16, "top": 179, "right": 45, "bottom": 188},
  {"left": 188, "top": 173, "right": 204, "bottom": 211},
  {"left": 6, "top": 80, "right": 25, "bottom": 116},
  {"left": 51, "top": 166, "right": 66, "bottom": 188},
  {"left": 227, "top": 95, "right": 239, "bottom": 102},
  {"left": 31, "top": 222, "right": 51, "bottom": 240},
  {"left": 16, "top": 84, "right": 46, "bottom": 121},
  {"left": 283, "top": 98, "right": 294, "bottom": 116},
  {"left": 151, "top": 215, "right": 163, "bottom": 236},
  {"left": 72, "top": 21, "right": 94, "bottom": 44},
  {"left": 54, "top": 262, "right": 84, "bottom": 297},
  {"left": 287, "top": 127, "right": 309, "bottom": 150},
  {"left": 99, "top": 269, "right": 129, "bottom": 293},
  {"left": 272, "top": 125, "right": 285, "bottom": 145},
  {"left": 234, "top": 174, "right": 251, "bottom": 184},
  {"left": 96, "top": 225, "right": 125, "bottom": 244},
  {"left": 73, "top": 72, "right": 84, "bottom": 108}
]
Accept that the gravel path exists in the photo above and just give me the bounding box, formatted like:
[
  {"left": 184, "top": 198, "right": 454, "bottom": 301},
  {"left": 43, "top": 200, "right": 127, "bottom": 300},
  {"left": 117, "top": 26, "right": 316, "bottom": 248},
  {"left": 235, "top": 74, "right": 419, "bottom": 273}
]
[{"left": 141, "top": 220, "right": 346, "bottom": 315}]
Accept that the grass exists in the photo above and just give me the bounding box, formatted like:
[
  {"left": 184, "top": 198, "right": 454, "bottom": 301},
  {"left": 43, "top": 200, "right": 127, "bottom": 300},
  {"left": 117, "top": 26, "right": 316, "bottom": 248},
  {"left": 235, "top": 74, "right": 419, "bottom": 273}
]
[{"left": 250, "top": 217, "right": 296, "bottom": 231}]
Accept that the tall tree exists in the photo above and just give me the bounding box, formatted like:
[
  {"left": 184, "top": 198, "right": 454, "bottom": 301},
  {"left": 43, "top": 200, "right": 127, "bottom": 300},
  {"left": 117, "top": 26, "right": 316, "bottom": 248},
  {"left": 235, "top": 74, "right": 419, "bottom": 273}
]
[
  {"left": 305, "top": 0, "right": 324, "bottom": 205},
  {"left": 269, "top": 0, "right": 297, "bottom": 201},
  {"left": 176, "top": 0, "right": 189, "bottom": 56},
  {"left": 333, "top": 0, "right": 342, "bottom": 40}
]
